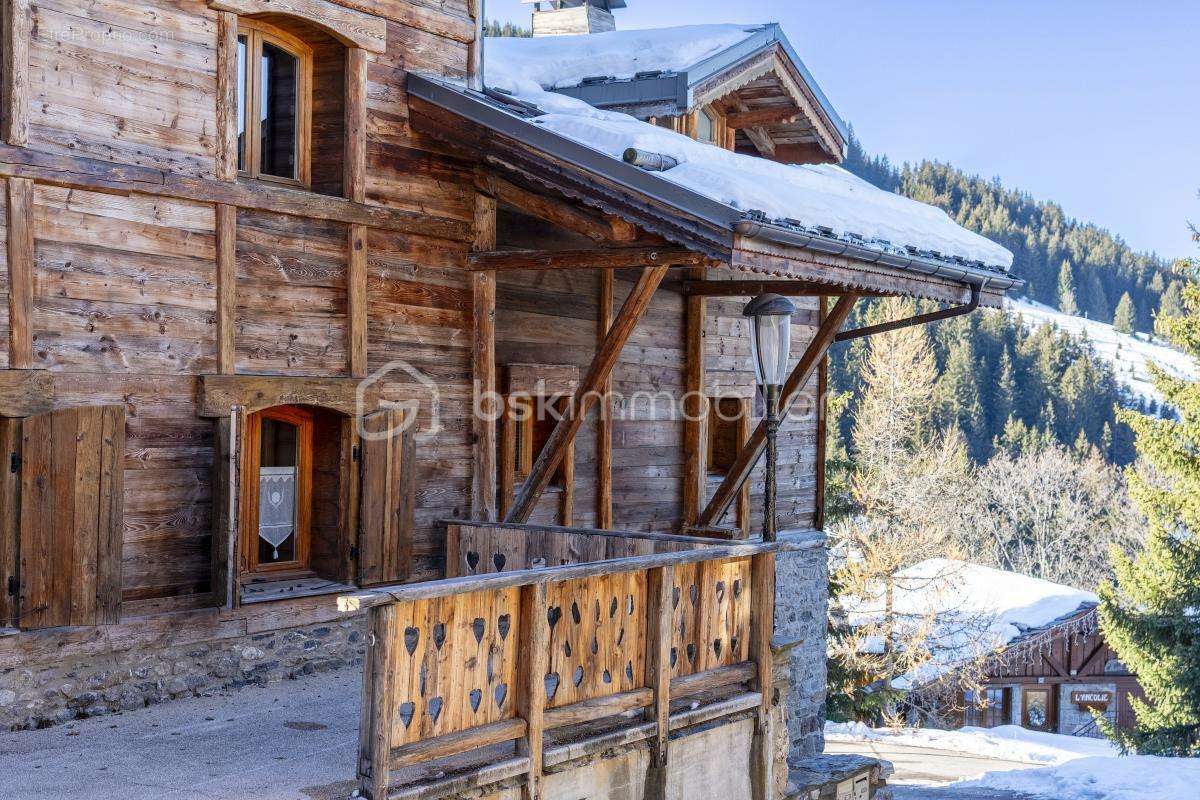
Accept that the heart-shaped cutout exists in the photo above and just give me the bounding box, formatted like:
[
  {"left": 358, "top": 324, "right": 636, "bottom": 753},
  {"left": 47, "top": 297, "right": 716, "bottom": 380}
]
[
  {"left": 404, "top": 626, "right": 420, "bottom": 656},
  {"left": 733, "top": 579, "right": 743, "bottom": 598},
  {"left": 469, "top": 689, "right": 482, "bottom": 713},
  {"left": 428, "top": 696, "right": 444, "bottom": 723},
  {"left": 625, "top": 661, "right": 634, "bottom": 682},
  {"left": 466, "top": 551, "right": 480, "bottom": 572},
  {"left": 716, "top": 581, "right": 726, "bottom": 603},
  {"left": 602, "top": 669, "right": 612, "bottom": 684},
  {"left": 672, "top": 586, "right": 681, "bottom": 609},
  {"left": 472, "top": 617, "right": 485, "bottom": 645},
  {"left": 687, "top": 643, "right": 697, "bottom": 665},
  {"left": 571, "top": 602, "right": 581, "bottom": 625},
  {"left": 433, "top": 623, "right": 446, "bottom": 650},
  {"left": 494, "top": 683, "right": 508, "bottom": 709},
  {"left": 547, "top": 606, "right": 562, "bottom": 630},
  {"left": 573, "top": 666, "right": 585, "bottom": 687},
  {"left": 609, "top": 597, "right": 618, "bottom": 618},
  {"left": 493, "top": 552, "right": 506, "bottom": 571},
  {"left": 399, "top": 702, "right": 415, "bottom": 729},
  {"left": 713, "top": 639, "right": 723, "bottom": 659},
  {"left": 497, "top": 614, "right": 511, "bottom": 640},
  {"left": 545, "top": 673, "right": 560, "bottom": 701}
]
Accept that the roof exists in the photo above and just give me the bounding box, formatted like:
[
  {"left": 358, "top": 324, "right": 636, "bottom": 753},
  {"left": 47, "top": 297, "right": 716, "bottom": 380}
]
[
  {"left": 486, "top": 23, "right": 849, "bottom": 159},
  {"left": 841, "top": 559, "right": 1098, "bottom": 685},
  {"left": 410, "top": 74, "right": 1018, "bottom": 296}
]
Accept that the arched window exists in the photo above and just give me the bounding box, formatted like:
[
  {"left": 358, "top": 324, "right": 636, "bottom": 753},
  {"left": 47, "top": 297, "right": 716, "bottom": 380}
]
[{"left": 236, "top": 20, "right": 313, "bottom": 188}]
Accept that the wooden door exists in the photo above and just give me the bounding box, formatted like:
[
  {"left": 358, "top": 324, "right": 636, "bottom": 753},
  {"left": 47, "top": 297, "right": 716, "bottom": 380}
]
[
  {"left": 17, "top": 406, "right": 125, "bottom": 629},
  {"left": 1022, "top": 686, "right": 1055, "bottom": 732},
  {"left": 358, "top": 409, "right": 414, "bottom": 586}
]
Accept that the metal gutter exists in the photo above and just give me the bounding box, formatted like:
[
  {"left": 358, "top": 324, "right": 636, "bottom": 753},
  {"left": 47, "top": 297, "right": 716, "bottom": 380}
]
[{"left": 733, "top": 219, "right": 1023, "bottom": 292}]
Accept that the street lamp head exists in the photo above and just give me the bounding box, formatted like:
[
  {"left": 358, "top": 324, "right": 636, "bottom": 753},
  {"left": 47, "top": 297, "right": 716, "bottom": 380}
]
[{"left": 743, "top": 293, "right": 796, "bottom": 388}]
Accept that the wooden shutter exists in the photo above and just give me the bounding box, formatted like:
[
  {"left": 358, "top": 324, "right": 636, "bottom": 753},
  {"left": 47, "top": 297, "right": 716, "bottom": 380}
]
[
  {"left": 18, "top": 405, "right": 125, "bottom": 629},
  {"left": 358, "top": 409, "right": 414, "bottom": 587}
]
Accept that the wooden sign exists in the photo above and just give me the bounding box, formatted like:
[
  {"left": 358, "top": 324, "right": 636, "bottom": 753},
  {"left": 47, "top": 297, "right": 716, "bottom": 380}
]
[{"left": 1071, "top": 690, "right": 1112, "bottom": 708}]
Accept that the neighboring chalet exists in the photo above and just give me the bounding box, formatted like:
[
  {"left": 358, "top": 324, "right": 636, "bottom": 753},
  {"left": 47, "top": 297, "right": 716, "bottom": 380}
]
[
  {"left": 0, "top": 1, "right": 1017, "bottom": 798},
  {"left": 965, "top": 603, "right": 1145, "bottom": 739}
]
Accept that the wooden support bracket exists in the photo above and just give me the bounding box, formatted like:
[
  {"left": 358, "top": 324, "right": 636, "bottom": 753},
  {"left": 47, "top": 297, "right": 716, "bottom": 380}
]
[{"left": 505, "top": 265, "right": 669, "bottom": 523}]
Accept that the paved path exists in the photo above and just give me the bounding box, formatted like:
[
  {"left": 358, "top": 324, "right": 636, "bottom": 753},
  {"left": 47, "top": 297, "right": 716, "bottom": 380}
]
[
  {"left": 825, "top": 739, "right": 1040, "bottom": 800},
  {"left": 0, "top": 667, "right": 362, "bottom": 800}
]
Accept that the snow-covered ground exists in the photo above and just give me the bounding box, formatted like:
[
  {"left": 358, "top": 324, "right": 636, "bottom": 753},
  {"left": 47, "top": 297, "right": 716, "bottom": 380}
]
[
  {"left": 1006, "top": 297, "right": 1198, "bottom": 405},
  {"left": 828, "top": 722, "right": 1200, "bottom": 800}
]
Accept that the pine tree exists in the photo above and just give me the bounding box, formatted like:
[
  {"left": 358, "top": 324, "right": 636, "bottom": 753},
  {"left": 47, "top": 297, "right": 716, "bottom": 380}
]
[
  {"left": 1114, "top": 292, "right": 1136, "bottom": 334},
  {"left": 1098, "top": 248, "right": 1200, "bottom": 756},
  {"left": 1058, "top": 260, "right": 1079, "bottom": 315}
]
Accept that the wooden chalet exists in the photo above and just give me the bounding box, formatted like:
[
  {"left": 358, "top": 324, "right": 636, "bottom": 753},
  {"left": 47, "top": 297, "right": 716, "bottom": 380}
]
[
  {"left": 0, "top": 1, "right": 1018, "bottom": 798},
  {"left": 961, "top": 604, "right": 1145, "bottom": 739}
]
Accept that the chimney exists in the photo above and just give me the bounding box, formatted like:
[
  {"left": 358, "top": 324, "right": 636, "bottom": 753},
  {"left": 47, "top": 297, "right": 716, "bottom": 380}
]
[{"left": 529, "top": 1, "right": 622, "bottom": 36}]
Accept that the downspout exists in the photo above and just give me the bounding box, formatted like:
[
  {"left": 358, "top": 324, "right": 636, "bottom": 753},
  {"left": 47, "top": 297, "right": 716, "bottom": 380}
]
[{"left": 834, "top": 282, "right": 983, "bottom": 343}]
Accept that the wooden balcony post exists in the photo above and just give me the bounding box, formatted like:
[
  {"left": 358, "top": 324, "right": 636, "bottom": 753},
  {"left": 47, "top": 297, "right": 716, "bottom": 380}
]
[
  {"left": 644, "top": 565, "right": 674, "bottom": 799},
  {"left": 359, "top": 603, "right": 399, "bottom": 800},
  {"left": 517, "top": 582, "right": 550, "bottom": 800},
  {"left": 750, "top": 552, "right": 777, "bottom": 800}
]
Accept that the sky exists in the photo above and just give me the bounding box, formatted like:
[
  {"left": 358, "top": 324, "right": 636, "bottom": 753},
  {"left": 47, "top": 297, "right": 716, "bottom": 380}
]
[{"left": 484, "top": 0, "right": 1200, "bottom": 260}]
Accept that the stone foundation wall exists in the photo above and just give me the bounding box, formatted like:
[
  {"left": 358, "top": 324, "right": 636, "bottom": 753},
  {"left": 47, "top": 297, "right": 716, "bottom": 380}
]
[
  {"left": 773, "top": 530, "right": 829, "bottom": 763},
  {"left": 0, "top": 614, "right": 367, "bottom": 730}
]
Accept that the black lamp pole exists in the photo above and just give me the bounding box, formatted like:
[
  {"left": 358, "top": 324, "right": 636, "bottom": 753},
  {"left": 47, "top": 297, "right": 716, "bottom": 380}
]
[{"left": 743, "top": 294, "right": 796, "bottom": 543}]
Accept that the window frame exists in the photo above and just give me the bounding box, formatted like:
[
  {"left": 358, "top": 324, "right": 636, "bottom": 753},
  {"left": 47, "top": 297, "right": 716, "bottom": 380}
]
[
  {"left": 240, "top": 404, "right": 315, "bottom": 577},
  {"left": 236, "top": 18, "right": 314, "bottom": 189}
]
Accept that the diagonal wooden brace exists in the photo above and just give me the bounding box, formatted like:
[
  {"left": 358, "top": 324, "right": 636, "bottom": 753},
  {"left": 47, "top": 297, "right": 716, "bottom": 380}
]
[
  {"left": 696, "top": 294, "right": 858, "bottom": 528},
  {"left": 505, "top": 264, "right": 670, "bottom": 523}
]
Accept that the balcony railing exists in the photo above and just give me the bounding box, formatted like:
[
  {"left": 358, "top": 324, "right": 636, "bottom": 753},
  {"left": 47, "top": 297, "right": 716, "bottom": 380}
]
[{"left": 339, "top": 521, "right": 792, "bottom": 800}]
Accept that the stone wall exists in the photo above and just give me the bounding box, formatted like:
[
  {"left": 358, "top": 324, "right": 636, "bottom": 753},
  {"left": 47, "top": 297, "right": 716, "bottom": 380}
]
[
  {"left": 1058, "top": 682, "right": 1117, "bottom": 738},
  {"left": 0, "top": 614, "right": 367, "bottom": 730},
  {"left": 773, "top": 529, "right": 829, "bottom": 763}
]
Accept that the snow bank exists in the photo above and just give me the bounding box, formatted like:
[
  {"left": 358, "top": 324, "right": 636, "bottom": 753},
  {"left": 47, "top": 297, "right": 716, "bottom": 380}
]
[
  {"left": 825, "top": 721, "right": 1116, "bottom": 766},
  {"left": 483, "top": 46, "right": 1014, "bottom": 270},
  {"left": 960, "top": 754, "right": 1200, "bottom": 800},
  {"left": 829, "top": 722, "right": 1200, "bottom": 800},
  {"left": 840, "top": 559, "right": 1096, "bottom": 684},
  {"left": 1007, "top": 296, "right": 1199, "bottom": 405},
  {"left": 486, "top": 24, "right": 759, "bottom": 89}
]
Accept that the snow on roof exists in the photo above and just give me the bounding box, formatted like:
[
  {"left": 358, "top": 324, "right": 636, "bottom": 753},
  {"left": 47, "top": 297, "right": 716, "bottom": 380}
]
[
  {"left": 479, "top": 71, "right": 1015, "bottom": 270},
  {"left": 486, "top": 24, "right": 761, "bottom": 89},
  {"left": 842, "top": 559, "right": 1096, "bottom": 686}
]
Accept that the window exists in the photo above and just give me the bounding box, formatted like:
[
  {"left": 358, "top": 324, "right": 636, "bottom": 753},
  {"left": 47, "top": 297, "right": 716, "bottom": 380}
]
[
  {"left": 695, "top": 109, "right": 717, "bottom": 143},
  {"left": 511, "top": 394, "right": 568, "bottom": 487},
  {"left": 242, "top": 406, "right": 314, "bottom": 575},
  {"left": 965, "top": 687, "right": 1011, "bottom": 728},
  {"left": 707, "top": 396, "right": 748, "bottom": 475},
  {"left": 236, "top": 21, "right": 312, "bottom": 187}
]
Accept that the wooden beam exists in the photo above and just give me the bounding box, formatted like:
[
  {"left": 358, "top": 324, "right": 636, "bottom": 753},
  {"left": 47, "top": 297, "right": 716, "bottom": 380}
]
[
  {"left": 479, "top": 173, "right": 633, "bottom": 244},
  {"left": 644, "top": 565, "right": 674, "bottom": 800},
  {"left": 471, "top": 194, "right": 498, "bottom": 522},
  {"left": 596, "top": 269, "right": 614, "bottom": 528},
  {"left": 0, "top": 145, "right": 471, "bottom": 240},
  {"left": 745, "top": 127, "right": 776, "bottom": 157},
  {"left": 725, "top": 107, "right": 799, "bottom": 128},
  {"left": 682, "top": 266, "right": 707, "bottom": 526},
  {"left": 682, "top": 279, "right": 889, "bottom": 297},
  {"left": 347, "top": 224, "right": 368, "bottom": 377},
  {"left": 344, "top": 47, "right": 369, "bottom": 204},
  {"left": 750, "top": 552, "right": 777, "bottom": 800},
  {"left": 210, "top": 0, "right": 388, "bottom": 53},
  {"left": 470, "top": 247, "right": 703, "bottom": 272},
  {"left": 215, "top": 11, "right": 239, "bottom": 180},
  {"left": 516, "top": 582, "right": 549, "bottom": 800},
  {"left": 505, "top": 265, "right": 669, "bottom": 523},
  {"left": 1, "top": 0, "right": 29, "bottom": 147},
  {"left": 215, "top": 204, "right": 237, "bottom": 375},
  {"left": 6, "top": 176, "right": 34, "bottom": 368},
  {"left": 696, "top": 294, "right": 858, "bottom": 527},
  {"left": 359, "top": 604, "right": 398, "bottom": 800},
  {"left": 467, "top": 0, "right": 484, "bottom": 91}
]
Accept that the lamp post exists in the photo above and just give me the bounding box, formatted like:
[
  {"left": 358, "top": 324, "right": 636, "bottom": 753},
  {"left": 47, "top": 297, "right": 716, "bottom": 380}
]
[{"left": 743, "top": 293, "right": 796, "bottom": 541}]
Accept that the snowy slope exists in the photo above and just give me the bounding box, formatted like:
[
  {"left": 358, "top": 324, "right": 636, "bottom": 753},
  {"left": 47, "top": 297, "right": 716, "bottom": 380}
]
[
  {"left": 481, "top": 52, "right": 1014, "bottom": 269},
  {"left": 1006, "top": 297, "right": 1198, "bottom": 405},
  {"left": 825, "top": 722, "right": 1117, "bottom": 765}
]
